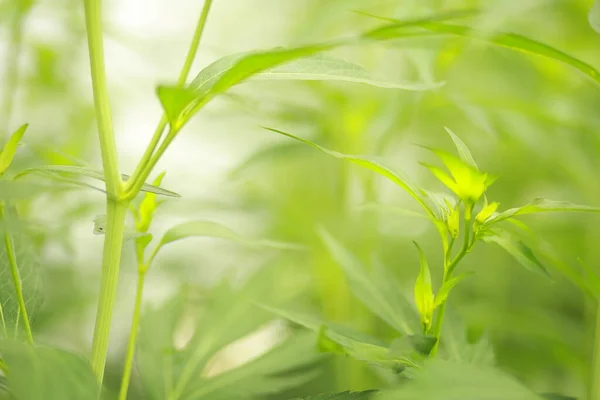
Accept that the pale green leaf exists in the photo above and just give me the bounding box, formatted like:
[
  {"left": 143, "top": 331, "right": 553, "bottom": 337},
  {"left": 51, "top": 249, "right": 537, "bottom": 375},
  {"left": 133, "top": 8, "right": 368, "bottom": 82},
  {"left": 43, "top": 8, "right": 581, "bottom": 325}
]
[
  {"left": 364, "top": 18, "right": 600, "bottom": 86},
  {"left": 319, "top": 229, "right": 419, "bottom": 335},
  {"left": 441, "top": 312, "right": 495, "bottom": 366},
  {"left": 434, "top": 273, "right": 472, "bottom": 308},
  {"left": 15, "top": 165, "right": 181, "bottom": 197},
  {"left": 0, "top": 124, "right": 27, "bottom": 175},
  {"left": 136, "top": 172, "right": 166, "bottom": 232},
  {"left": 444, "top": 127, "right": 477, "bottom": 168},
  {"left": 590, "top": 0, "right": 600, "bottom": 34},
  {"left": 413, "top": 242, "right": 434, "bottom": 331},
  {"left": 484, "top": 198, "right": 600, "bottom": 226},
  {"left": 156, "top": 86, "right": 198, "bottom": 129},
  {"left": 481, "top": 229, "right": 549, "bottom": 276},
  {"left": 264, "top": 127, "right": 435, "bottom": 217}
]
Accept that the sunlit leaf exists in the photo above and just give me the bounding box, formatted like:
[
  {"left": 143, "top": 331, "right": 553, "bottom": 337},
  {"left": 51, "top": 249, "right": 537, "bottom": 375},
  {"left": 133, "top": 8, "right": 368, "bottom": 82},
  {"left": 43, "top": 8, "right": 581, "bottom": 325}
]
[
  {"left": 483, "top": 198, "right": 600, "bottom": 226},
  {"left": 481, "top": 229, "right": 549, "bottom": 276},
  {"left": 0, "top": 124, "right": 27, "bottom": 175},
  {"left": 264, "top": 127, "right": 435, "bottom": 217},
  {"left": 590, "top": 0, "right": 600, "bottom": 34},
  {"left": 475, "top": 201, "right": 500, "bottom": 224},
  {"left": 136, "top": 172, "right": 166, "bottom": 233},
  {"left": 412, "top": 242, "right": 434, "bottom": 332},
  {"left": 15, "top": 165, "right": 181, "bottom": 197},
  {"left": 318, "top": 229, "right": 419, "bottom": 335},
  {"left": 1, "top": 341, "right": 99, "bottom": 400}
]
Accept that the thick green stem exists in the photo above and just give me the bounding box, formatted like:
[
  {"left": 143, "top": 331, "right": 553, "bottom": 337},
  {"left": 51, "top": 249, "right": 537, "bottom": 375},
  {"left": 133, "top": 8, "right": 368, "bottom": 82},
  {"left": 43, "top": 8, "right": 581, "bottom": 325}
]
[
  {"left": 1, "top": 205, "right": 33, "bottom": 344},
  {"left": 590, "top": 299, "right": 600, "bottom": 400},
  {"left": 84, "top": 0, "right": 121, "bottom": 195},
  {"left": 118, "top": 268, "right": 147, "bottom": 400},
  {"left": 126, "top": 0, "right": 213, "bottom": 195},
  {"left": 90, "top": 200, "right": 128, "bottom": 382}
]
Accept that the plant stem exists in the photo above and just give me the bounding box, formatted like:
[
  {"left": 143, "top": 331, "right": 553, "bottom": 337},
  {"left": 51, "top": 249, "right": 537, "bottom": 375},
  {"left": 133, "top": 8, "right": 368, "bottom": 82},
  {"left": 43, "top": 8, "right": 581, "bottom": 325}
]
[
  {"left": 118, "top": 268, "right": 147, "bottom": 400},
  {"left": 430, "top": 205, "right": 473, "bottom": 357},
  {"left": 0, "top": 205, "right": 33, "bottom": 344},
  {"left": 126, "top": 0, "right": 213, "bottom": 195},
  {"left": 90, "top": 200, "right": 128, "bottom": 382},
  {"left": 590, "top": 298, "right": 600, "bottom": 400},
  {"left": 83, "top": 0, "right": 121, "bottom": 195}
]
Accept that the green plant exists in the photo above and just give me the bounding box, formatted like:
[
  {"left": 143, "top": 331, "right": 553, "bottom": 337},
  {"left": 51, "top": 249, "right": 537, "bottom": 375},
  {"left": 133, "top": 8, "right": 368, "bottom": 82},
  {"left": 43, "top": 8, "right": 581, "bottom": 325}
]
[{"left": 2, "top": 0, "right": 600, "bottom": 399}]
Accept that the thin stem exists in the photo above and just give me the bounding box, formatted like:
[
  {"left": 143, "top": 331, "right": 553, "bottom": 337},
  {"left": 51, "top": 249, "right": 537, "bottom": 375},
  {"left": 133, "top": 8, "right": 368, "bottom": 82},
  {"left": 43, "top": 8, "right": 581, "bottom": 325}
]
[
  {"left": 590, "top": 298, "right": 600, "bottom": 400},
  {"left": 83, "top": 0, "right": 122, "bottom": 195},
  {"left": 118, "top": 268, "right": 147, "bottom": 400},
  {"left": 90, "top": 200, "right": 128, "bottom": 383},
  {"left": 2, "top": 5, "right": 27, "bottom": 133},
  {"left": 430, "top": 205, "right": 473, "bottom": 357},
  {"left": 0, "top": 302, "right": 7, "bottom": 337},
  {"left": 126, "top": 0, "right": 213, "bottom": 194},
  {"left": 0, "top": 205, "right": 33, "bottom": 344}
]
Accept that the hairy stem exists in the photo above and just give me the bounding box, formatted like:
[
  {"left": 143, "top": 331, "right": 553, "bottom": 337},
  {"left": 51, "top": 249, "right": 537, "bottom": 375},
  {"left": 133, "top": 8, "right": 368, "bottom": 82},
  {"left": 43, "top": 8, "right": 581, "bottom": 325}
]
[
  {"left": 590, "top": 298, "right": 600, "bottom": 400},
  {"left": 126, "top": 0, "right": 213, "bottom": 196},
  {"left": 90, "top": 200, "right": 128, "bottom": 382},
  {"left": 0, "top": 205, "right": 33, "bottom": 344},
  {"left": 119, "top": 268, "right": 147, "bottom": 400}
]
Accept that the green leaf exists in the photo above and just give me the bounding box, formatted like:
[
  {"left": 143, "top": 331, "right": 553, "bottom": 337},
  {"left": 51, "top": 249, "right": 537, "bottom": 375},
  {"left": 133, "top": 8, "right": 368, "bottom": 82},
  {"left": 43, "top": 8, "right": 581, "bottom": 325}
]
[
  {"left": 264, "top": 127, "right": 435, "bottom": 217},
  {"left": 475, "top": 201, "right": 500, "bottom": 224},
  {"left": 483, "top": 198, "right": 600, "bottom": 226},
  {"left": 15, "top": 165, "right": 181, "bottom": 197},
  {"left": 412, "top": 242, "right": 434, "bottom": 331},
  {"left": 182, "top": 332, "right": 323, "bottom": 400},
  {"left": 441, "top": 312, "right": 495, "bottom": 366},
  {"left": 318, "top": 229, "right": 420, "bottom": 335},
  {"left": 389, "top": 334, "right": 437, "bottom": 359},
  {"left": 136, "top": 172, "right": 166, "bottom": 232},
  {"left": 156, "top": 86, "right": 198, "bottom": 129},
  {"left": 2, "top": 341, "right": 99, "bottom": 400},
  {"left": 260, "top": 305, "right": 414, "bottom": 372},
  {"left": 293, "top": 390, "right": 378, "bottom": 399},
  {"left": 444, "top": 127, "right": 477, "bottom": 168},
  {"left": 421, "top": 148, "right": 496, "bottom": 204},
  {"left": 364, "top": 18, "right": 600, "bottom": 86},
  {"left": 377, "top": 360, "right": 542, "bottom": 400},
  {"left": 434, "top": 272, "right": 472, "bottom": 308},
  {"left": 138, "top": 267, "right": 311, "bottom": 400},
  {"left": 481, "top": 229, "right": 549, "bottom": 276},
  {"left": 590, "top": 0, "right": 600, "bottom": 34},
  {"left": 0, "top": 124, "right": 27, "bottom": 175},
  {"left": 150, "top": 220, "right": 303, "bottom": 263}
]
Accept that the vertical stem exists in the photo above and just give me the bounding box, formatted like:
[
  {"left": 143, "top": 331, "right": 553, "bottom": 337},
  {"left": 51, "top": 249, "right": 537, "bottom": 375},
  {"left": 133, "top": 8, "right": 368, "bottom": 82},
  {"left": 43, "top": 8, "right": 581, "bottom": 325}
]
[
  {"left": 90, "top": 200, "right": 128, "bottom": 382},
  {"left": 0, "top": 205, "right": 33, "bottom": 344},
  {"left": 118, "top": 269, "right": 146, "bottom": 400},
  {"left": 126, "top": 0, "right": 213, "bottom": 193},
  {"left": 83, "top": 0, "right": 121, "bottom": 194},
  {"left": 590, "top": 298, "right": 600, "bottom": 400}
]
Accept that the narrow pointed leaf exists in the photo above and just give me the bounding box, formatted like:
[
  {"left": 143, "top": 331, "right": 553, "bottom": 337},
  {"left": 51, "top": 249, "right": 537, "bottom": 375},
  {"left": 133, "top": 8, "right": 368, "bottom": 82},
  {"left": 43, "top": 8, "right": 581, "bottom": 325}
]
[
  {"left": 434, "top": 273, "right": 472, "bottom": 308},
  {"left": 413, "top": 242, "right": 434, "bottom": 330},
  {"left": 484, "top": 198, "right": 600, "bottom": 225},
  {"left": 15, "top": 165, "right": 181, "bottom": 197},
  {"left": 364, "top": 17, "right": 600, "bottom": 86},
  {"left": 482, "top": 230, "right": 549, "bottom": 276},
  {"left": 319, "top": 229, "right": 419, "bottom": 335},
  {"left": 444, "top": 127, "right": 477, "bottom": 168},
  {"left": 0, "top": 124, "right": 27, "bottom": 175},
  {"left": 264, "top": 127, "right": 435, "bottom": 217},
  {"left": 156, "top": 86, "right": 198, "bottom": 128}
]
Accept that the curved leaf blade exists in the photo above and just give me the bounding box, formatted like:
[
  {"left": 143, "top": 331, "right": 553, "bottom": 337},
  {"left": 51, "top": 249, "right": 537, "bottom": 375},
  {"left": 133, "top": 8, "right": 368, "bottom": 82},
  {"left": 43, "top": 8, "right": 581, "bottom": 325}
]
[
  {"left": 264, "top": 127, "right": 435, "bottom": 217},
  {"left": 0, "top": 124, "right": 27, "bottom": 175},
  {"left": 482, "top": 229, "right": 549, "bottom": 276},
  {"left": 484, "top": 198, "right": 600, "bottom": 226},
  {"left": 444, "top": 127, "right": 477, "bottom": 168}
]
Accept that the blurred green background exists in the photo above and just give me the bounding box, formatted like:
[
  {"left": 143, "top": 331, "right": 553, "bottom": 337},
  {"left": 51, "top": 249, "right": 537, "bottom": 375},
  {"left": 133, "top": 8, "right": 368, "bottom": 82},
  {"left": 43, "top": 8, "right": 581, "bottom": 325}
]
[{"left": 2, "top": 0, "right": 600, "bottom": 398}]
